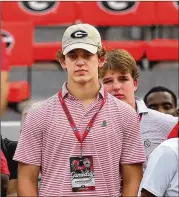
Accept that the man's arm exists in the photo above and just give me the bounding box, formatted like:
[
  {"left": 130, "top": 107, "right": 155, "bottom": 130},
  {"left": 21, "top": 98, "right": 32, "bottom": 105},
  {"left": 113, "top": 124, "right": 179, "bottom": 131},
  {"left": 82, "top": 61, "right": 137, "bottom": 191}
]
[
  {"left": 122, "top": 163, "right": 143, "bottom": 197},
  {"left": 5, "top": 140, "right": 18, "bottom": 196},
  {"left": 1, "top": 39, "right": 10, "bottom": 116},
  {"left": 1, "top": 174, "right": 9, "bottom": 197},
  {"left": 118, "top": 105, "right": 146, "bottom": 196},
  {"left": 7, "top": 179, "right": 17, "bottom": 196},
  {"left": 17, "top": 163, "right": 40, "bottom": 196},
  {"left": 13, "top": 103, "right": 45, "bottom": 196},
  {"left": 1, "top": 150, "right": 10, "bottom": 197},
  {"left": 0, "top": 71, "right": 9, "bottom": 115}
]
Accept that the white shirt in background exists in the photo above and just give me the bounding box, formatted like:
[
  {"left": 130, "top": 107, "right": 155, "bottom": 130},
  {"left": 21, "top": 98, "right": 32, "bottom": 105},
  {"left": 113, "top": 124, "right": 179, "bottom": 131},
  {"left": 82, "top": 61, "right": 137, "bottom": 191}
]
[{"left": 138, "top": 138, "right": 179, "bottom": 197}]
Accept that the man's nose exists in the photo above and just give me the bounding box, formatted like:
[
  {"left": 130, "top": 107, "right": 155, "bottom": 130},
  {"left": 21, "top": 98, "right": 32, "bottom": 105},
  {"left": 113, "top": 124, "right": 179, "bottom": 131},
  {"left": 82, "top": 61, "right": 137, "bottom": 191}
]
[
  {"left": 76, "top": 59, "right": 85, "bottom": 67},
  {"left": 113, "top": 81, "right": 121, "bottom": 91},
  {"left": 158, "top": 106, "right": 166, "bottom": 114}
]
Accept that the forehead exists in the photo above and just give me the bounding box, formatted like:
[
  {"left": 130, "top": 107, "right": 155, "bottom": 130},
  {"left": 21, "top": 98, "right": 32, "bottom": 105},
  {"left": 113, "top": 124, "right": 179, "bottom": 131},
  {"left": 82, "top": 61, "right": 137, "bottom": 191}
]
[
  {"left": 103, "top": 69, "right": 131, "bottom": 78},
  {"left": 147, "top": 92, "right": 174, "bottom": 103}
]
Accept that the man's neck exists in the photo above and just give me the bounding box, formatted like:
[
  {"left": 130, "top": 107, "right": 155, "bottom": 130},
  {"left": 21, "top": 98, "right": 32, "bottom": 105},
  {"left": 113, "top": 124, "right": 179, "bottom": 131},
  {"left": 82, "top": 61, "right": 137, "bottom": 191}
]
[
  {"left": 67, "top": 80, "right": 101, "bottom": 108},
  {"left": 130, "top": 99, "right": 137, "bottom": 111}
]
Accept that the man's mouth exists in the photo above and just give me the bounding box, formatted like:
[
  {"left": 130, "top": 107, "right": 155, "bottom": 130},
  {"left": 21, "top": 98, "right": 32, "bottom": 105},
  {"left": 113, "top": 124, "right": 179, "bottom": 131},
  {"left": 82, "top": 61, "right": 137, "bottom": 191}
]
[
  {"left": 75, "top": 69, "right": 87, "bottom": 73},
  {"left": 114, "top": 94, "right": 125, "bottom": 99}
]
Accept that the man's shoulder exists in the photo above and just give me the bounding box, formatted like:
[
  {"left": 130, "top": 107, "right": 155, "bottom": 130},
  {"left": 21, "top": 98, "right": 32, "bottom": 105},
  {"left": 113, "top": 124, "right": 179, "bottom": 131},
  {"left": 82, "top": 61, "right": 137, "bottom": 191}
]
[
  {"left": 107, "top": 93, "right": 136, "bottom": 113},
  {"left": 147, "top": 108, "right": 178, "bottom": 125},
  {"left": 149, "top": 139, "right": 178, "bottom": 168},
  {"left": 28, "top": 94, "right": 58, "bottom": 116},
  {"left": 159, "top": 138, "right": 178, "bottom": 154},
  {"left": 23, "top": 94, "right": 59, "bottom": 129}
]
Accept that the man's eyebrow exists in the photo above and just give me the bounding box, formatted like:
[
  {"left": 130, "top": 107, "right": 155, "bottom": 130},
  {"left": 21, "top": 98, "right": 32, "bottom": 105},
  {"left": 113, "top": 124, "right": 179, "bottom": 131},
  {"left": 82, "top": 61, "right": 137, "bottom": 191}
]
[
  {"left": 148, "top": 104, "right": 158, "bottom": 107},
  {"left": 162, "top": 102, "right": 173, "bottom": 105},
  {"left": 118, "top": 75, "right": 129, "bottom": 78},
  {"left": 148, "top": 103, "right": 157, "bottom": 106},
  {"left": 102, "top": 77, "right": 112, "bottom": 81}
]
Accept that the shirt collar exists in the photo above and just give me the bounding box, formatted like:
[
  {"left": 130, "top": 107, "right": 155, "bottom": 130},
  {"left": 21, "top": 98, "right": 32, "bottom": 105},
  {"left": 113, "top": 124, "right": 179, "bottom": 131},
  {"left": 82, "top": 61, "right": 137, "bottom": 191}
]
[
  {"left": 61, "top": 82, "right": 105, "bottom": 99},
  {"left": 135, "top": 97, "right": 149, "bottom": 114}
]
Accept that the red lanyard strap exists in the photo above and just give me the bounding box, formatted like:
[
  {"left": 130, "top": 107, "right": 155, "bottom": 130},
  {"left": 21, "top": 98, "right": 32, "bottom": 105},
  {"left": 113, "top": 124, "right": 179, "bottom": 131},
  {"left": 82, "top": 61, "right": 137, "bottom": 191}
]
[
  {"left": 58, "top": 91, "right": 107, "bottom": 145},
  {"left": 138, "top": 113, "right": 142, "bottom": 122}
]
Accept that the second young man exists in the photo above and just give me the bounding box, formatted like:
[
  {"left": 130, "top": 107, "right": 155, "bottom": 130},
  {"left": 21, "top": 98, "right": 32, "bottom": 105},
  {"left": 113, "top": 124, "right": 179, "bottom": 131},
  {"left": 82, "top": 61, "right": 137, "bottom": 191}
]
[{"left": 99, "top": 49, "right": 178, "bottom": 169}]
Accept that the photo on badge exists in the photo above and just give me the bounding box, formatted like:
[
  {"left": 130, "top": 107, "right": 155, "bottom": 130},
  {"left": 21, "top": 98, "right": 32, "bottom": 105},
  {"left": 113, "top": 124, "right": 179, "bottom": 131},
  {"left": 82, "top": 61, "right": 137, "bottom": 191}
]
[{"left": 70, "top": 156, "right": 95, "bottom": 192}]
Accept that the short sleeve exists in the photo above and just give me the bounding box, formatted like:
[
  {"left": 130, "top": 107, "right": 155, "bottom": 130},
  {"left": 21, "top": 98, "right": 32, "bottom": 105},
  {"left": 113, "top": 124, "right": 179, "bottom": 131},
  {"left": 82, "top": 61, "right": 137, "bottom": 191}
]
[
  {"left": 1, "top": 150, "right": 10, "bottom": 175},
  {"left": 139, "top": 146, "right": 177, "bottom": 196},
  {"left": 13, "top": 103, "right": 47, "bottom": 166},
  {"left": 120, "top": 109, "right": 146, "bottom": 164},
  {"left": 1, "top": 39, "right": 9, "bottom": 71}
]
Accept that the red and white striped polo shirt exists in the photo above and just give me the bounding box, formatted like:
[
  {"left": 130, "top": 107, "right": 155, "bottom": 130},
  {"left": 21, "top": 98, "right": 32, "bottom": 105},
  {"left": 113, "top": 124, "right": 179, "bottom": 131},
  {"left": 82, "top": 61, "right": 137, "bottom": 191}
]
[{"left": 14, "top": 83, "right": 146, "bottom": 197}]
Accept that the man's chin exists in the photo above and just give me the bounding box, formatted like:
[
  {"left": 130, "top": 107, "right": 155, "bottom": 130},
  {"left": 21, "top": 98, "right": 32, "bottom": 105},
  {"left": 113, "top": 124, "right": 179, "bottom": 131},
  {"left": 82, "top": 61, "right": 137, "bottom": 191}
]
[{"left": 74, "top": 78, "right": 90, "bottom": 84}]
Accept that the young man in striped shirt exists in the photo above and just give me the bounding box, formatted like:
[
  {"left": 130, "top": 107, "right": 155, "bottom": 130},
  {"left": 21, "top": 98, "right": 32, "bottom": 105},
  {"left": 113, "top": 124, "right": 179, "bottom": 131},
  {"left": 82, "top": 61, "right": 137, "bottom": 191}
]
[
  {"left": 14, "top": 24, "right": 146, "bottom": 197},
  {"left": 99, "top": 49, "right": 178, "bottom": 170}
]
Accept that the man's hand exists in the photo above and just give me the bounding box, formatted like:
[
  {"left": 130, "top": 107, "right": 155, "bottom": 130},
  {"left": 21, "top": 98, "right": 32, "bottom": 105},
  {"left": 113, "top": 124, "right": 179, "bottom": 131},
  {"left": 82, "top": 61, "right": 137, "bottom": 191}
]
[
  {"left": 1, "top": 174, "right": 9, "bottom": 197},
  {"left": 1, "top": 71, "right": 9, "bottom": 115}
]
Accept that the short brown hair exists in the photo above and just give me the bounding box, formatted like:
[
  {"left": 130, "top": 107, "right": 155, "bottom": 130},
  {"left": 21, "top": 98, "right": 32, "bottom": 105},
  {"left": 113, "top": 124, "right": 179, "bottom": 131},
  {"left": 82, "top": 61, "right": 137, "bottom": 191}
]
[{"left": 99, "top": 49, "right": 140, "bottom": 80}]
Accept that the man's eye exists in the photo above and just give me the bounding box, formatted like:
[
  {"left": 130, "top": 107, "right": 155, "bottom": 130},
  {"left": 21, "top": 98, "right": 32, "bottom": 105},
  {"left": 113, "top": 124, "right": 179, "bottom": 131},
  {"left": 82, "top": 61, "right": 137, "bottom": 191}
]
[
  {"left": 103, "top": 80, "right": 112, "bottom": 84},
  {"left": 67, "top": 51, "right": 76, "bottom": 57},
  {"left": 119, "top": 78, "right": 128, "bottom": 81},
  {"left": 68, "top": 54, "right": 76, "bottom": 58},
  {"left": 84, "top": 53, "right": 93, "bottom": 58},
  {"left": 148, "top": 105, "right": 157, "bottom": 110},
  {"left": 164, "top": 105, "right": 172, "bottom": 110}
]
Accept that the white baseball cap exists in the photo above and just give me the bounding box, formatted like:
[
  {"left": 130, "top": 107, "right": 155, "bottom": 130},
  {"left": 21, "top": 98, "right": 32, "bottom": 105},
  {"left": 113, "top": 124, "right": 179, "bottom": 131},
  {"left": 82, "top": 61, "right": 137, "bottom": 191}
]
[{"left": 62, "top": 23, "right": 102, "bottom": 55}]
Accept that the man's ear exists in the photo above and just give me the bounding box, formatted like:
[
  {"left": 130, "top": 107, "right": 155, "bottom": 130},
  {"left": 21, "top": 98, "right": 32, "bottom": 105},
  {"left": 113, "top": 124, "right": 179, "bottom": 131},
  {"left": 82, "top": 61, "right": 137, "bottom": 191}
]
[
  {"left": 98, "top": 57, "right": 106, "bottom": 68},
  {"left": 134, "top": 79, "right": 139, "bottom": 92},
  {"left": 59, "top": 57, "right": 67, "bottom": 69}
]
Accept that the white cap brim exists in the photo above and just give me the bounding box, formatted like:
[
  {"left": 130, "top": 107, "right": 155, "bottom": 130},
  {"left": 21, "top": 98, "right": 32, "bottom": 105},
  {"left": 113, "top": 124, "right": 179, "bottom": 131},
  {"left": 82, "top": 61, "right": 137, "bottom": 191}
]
[{"left": 63, "top": 43, "right": 98, "bottom": 55}]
